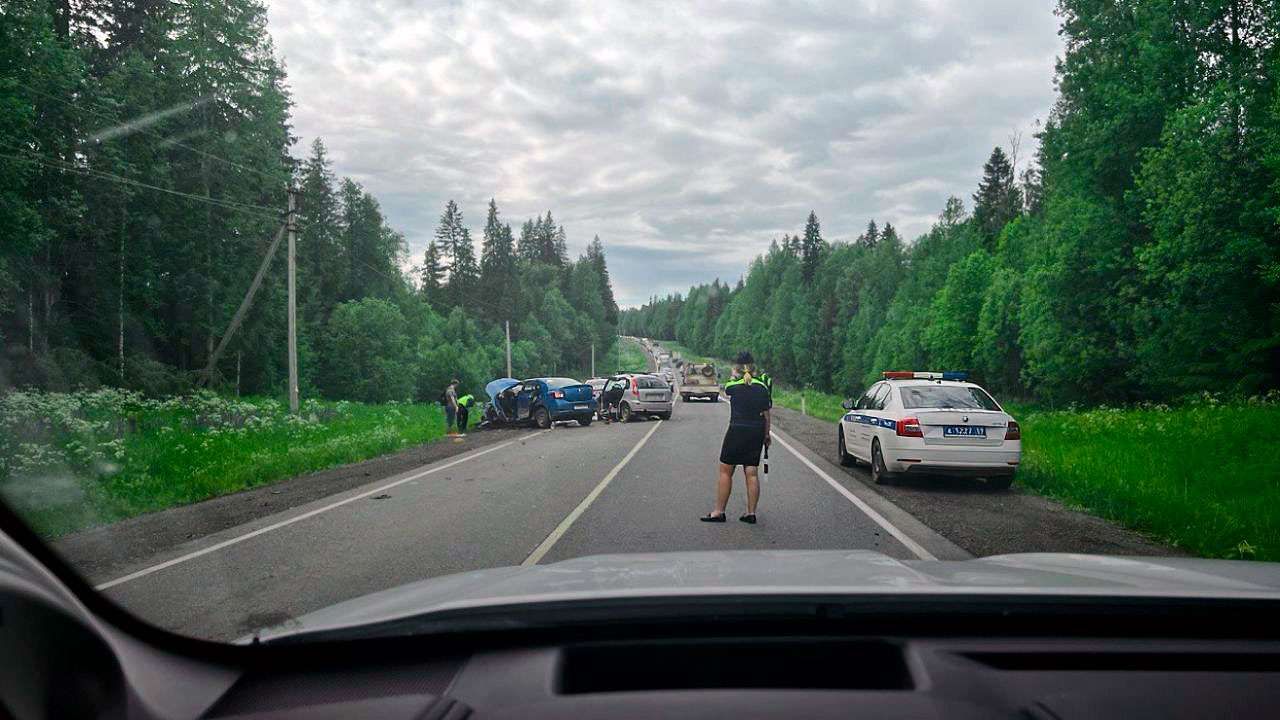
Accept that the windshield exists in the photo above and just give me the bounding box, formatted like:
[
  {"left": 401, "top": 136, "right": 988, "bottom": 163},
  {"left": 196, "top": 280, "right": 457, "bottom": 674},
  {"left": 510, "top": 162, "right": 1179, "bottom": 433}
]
[
  {"left": 2, "top": 0, "right": 1277, "bottom": 644},
  {"left": 900, "top": 386, "right": 1000, "bottom": 411}
]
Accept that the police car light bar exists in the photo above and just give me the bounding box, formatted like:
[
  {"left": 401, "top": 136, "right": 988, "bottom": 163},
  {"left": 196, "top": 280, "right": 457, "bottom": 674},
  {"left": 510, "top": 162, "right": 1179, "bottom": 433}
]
[{"left": 882, "top": 371, "right": 970, "bottom": 381}]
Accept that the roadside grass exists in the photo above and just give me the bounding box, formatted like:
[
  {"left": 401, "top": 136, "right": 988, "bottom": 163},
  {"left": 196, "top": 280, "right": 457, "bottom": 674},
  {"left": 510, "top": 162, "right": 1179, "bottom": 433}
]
[
  {"left": 607, "top": 338, "right": 652, "bottom": 374},
  {"left": 753, "top": 382, "right": 1280, "bottom": 562},
  {"left": 0, "top": 389, "right": 445, "bottom": 537},
  {"left": 660, "top": 341, "right": 722, "bottom": 369},
  {"left": 772, "top": 388, "right": 847, "bottom": 424},
  {"left": 1015, "top": 399, "right": 1280, "bottom": 562}
]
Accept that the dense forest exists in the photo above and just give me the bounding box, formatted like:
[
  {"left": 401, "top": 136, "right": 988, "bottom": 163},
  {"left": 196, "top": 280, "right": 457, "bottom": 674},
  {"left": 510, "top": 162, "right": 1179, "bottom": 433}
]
[
  {"left": 623, "top": 0, "right": 1280, "bottom": 405},
  {"left": 0, "top": 0, "right": 619, "bottom": 403}
]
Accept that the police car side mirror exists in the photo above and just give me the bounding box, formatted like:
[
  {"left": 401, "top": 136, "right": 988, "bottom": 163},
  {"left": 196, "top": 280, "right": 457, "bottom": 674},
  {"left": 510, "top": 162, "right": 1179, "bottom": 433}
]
[{"left": 841, "top": 399, "right": 854, "bottom": 410}]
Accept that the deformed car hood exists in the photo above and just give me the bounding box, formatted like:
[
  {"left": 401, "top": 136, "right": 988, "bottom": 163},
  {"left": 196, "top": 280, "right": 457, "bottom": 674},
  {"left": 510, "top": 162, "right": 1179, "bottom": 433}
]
[{"left": 255, "top": 550, "right": 1280, "bottom": 642}]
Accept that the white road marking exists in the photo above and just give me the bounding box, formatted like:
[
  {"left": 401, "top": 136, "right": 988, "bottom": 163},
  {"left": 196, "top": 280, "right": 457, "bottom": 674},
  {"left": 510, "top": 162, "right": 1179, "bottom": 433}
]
[
  {"left": 769, "top": 431, "right": 937, "bottom": 561},
  {"left": 96, "top": 437, "right": 531, "bottom": 591},
  {"left": 522, "top": 420, "right": 664, "bottom": 566}
]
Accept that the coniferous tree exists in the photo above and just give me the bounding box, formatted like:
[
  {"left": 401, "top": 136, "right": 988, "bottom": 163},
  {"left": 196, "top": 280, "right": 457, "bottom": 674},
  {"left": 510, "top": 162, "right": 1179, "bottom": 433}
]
[
  {"left": 860, "top": 220, "right": 879, "bottom": 248},
  {"left": 972, "top": 146, "right": 1021, "bottom": 241},
  {"left": 800, "top": 211, "right": 825, "bottom": 282}
]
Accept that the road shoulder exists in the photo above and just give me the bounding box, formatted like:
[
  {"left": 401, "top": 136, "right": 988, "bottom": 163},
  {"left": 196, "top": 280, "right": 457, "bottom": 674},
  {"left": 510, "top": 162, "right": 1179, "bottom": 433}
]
[
  {"left": 768, "top": 406, "right": 1183, "bottom": 558},
  {"left": 52, "top": 427, "right": 531, "bottom": 580}
]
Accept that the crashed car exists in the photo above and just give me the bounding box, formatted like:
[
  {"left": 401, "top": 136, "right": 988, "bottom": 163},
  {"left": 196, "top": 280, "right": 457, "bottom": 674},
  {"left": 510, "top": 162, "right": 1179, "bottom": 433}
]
[{"left": 482, "top": 376, "right": 596, "bottom": 428}]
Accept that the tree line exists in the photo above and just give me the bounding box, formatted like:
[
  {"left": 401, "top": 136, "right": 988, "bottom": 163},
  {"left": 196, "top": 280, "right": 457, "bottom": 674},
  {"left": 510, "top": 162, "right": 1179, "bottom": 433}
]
[
  {"left": 0, "top": 0, "right": 619, "bottom": 403},
  {"left": 623, "top": 0, "right": 1280, "bottom": 405}
]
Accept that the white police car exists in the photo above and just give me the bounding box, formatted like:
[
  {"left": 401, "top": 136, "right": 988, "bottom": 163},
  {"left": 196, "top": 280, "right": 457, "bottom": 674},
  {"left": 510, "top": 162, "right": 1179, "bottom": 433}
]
[{"left": 837, "top": 372, "right": 1021, "bottom": 489}]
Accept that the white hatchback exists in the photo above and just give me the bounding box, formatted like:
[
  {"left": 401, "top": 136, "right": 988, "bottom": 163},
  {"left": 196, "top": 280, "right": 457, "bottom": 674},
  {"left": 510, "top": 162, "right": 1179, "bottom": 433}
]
[{"left": 837, "top": 372, "right": 1021, "bottom": 489}]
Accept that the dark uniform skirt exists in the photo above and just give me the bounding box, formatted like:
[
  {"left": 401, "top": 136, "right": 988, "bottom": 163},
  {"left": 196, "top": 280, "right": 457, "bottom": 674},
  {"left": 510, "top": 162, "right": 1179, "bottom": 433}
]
[{"left": 720, "top": 423, "right": 767, "bottom": 466}]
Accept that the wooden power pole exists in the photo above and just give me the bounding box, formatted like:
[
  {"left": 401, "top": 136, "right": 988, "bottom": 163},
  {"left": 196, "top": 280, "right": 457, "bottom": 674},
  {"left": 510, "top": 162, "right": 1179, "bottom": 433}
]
[
  {"left": 287, "top": 187, "right": 299, "bottom": 414},
  {"left": 505, "top": 320, "right": 512, "bottom": 378}
]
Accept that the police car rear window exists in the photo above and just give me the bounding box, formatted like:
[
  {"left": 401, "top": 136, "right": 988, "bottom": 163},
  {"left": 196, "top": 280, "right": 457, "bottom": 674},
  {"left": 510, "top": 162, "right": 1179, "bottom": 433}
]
[{"left": 899, "top": 386, "right": 1000, "bottom": 411}]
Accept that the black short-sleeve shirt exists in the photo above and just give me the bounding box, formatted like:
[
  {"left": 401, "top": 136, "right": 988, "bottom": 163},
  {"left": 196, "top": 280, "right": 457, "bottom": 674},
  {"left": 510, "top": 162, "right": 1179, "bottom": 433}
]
[{"left": 725, "top": 379, "right": 771, "bottom": 427}]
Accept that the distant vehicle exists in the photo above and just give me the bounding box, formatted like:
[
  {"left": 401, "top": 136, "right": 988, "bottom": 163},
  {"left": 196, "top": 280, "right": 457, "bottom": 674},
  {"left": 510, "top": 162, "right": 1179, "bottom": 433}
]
[
  {"left": 657, "top": 352, "right": 671, "bottom": 366},
  {"left": 483, "top": 376, "right": 596, "bottom": 428},
  {"left": 680, "top": 363, "right": 720, "bottom": 402},
  {"left": 658, "top": 369, "right": 676, "bottom": 391},
  {"left": 837, "top": 371, "right": 1021, "bottom": 489},
  {"left": 602, "top": 373, "right": 673, "bottom": 422}
]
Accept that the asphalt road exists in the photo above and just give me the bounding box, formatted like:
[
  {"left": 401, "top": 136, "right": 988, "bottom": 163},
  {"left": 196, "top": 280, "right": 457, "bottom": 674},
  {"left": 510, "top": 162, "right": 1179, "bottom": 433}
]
[{"left": 94, "top": 387, "right": 963, "bottom": 640}]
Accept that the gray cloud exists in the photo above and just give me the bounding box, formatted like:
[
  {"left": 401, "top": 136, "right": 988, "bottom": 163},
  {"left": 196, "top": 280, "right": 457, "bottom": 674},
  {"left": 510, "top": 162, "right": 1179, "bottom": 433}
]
[{"left": 266, "top": 0, "right": 1062, "bottom": 307}]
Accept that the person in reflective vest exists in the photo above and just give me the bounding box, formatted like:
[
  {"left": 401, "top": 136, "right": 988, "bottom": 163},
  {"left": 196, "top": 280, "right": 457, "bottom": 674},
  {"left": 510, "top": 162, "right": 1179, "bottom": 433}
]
[
  {"left": 456, "top": 393, "right": 478, "bottom": 433},
  {"left": 701, "top": 351, "right": 771, "bottom": 525},
  {"left": 755, "top": 370, "right": 774, "bottom": 400}
]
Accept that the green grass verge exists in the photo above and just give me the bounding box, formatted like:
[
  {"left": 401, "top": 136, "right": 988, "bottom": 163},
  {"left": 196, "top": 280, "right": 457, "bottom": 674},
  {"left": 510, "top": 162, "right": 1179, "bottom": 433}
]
[
  {"left": 604, "top": 337, "right": 651, "bottom": 374},
  {"left": 1, "top": 389, "right": 445, "bottom": 537},
  {"left": 1015, "top": 401, "right": 1280, "bottom": 561},
  {"left": 766, "top": 385, "right": 1280, "bottom": 561}
]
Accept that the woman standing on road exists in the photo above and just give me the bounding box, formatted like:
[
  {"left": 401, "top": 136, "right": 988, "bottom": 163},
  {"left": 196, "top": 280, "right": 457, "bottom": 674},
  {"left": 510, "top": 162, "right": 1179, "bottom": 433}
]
[{"left": 701, "top": 351, "right": 771, "bottom": 524}]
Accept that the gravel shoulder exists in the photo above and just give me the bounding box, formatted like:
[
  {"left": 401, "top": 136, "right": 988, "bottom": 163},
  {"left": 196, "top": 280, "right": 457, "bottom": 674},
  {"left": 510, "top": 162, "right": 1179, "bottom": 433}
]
[
  {"left": 52, "top": 426, "right": 529, "bottom": 579},
  {"left": 769, "top": 406, "right": 1182, "bottom": 558}
]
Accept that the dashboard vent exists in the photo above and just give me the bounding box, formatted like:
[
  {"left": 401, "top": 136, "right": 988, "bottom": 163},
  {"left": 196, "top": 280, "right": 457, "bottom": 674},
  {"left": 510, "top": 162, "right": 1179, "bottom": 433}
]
[{"left": 559, "top": 639, "right": 912, "bottom": 694}]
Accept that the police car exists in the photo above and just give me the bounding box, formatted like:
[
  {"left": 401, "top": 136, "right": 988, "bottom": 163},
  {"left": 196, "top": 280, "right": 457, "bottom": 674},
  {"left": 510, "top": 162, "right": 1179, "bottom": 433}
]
[{"left": 837, "top": 371, "right": 1021, "bottom": 489}]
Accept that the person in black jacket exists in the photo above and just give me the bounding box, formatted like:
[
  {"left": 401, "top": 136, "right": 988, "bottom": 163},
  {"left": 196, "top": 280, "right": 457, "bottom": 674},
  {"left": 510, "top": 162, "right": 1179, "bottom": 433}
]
[{"left": 701, "top": 351, "right": 771, "bottom": 524}]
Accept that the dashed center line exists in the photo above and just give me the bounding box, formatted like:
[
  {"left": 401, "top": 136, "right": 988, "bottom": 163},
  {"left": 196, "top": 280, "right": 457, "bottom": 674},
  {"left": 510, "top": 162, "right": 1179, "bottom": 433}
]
[{"left": 522, "top": 420, "right": 664, "bottom": 566}]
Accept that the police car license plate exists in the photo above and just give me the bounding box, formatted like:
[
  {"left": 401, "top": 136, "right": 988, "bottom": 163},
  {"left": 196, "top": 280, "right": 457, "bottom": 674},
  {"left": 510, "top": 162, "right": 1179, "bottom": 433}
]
[
  {"left": 943, "top": 425, "right": 986, "bottom": 438},
  {"left": 574, "top": 404, "right": 589, "bottom": 411}
]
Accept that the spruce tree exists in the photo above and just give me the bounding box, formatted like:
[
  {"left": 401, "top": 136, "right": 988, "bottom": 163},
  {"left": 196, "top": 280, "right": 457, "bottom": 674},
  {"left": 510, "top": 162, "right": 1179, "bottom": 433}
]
[
  {"left": 800, "top": 211, "right": 825, "bottom": 282},
  {"left": 972, "top": 146, "right": 1021, "bottom": 240}
]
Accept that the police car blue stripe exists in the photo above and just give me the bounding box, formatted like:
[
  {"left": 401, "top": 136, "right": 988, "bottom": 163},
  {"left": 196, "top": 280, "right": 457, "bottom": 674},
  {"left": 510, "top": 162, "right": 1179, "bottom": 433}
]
[{"left": 842, "top": 413, "right": 896, "bottom": 429}]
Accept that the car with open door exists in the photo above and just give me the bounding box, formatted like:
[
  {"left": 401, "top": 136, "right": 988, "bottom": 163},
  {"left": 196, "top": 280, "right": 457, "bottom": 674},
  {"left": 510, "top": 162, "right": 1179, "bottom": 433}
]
[
  {"left": 483, "top": 377, "right": 595, "bottom": 428},
  {"left": 837, "top": 372, "right": 1021, "bottom": 488},
  {"left": 605, "top": 373, "right": 673, "bottom": 421}
]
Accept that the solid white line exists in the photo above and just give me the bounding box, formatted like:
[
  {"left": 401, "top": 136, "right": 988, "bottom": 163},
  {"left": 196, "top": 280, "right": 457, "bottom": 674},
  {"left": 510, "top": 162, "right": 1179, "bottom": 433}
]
[
  {"left": 522, "top": 420, "right": 664, "bottom": 566},
  {"left": 770, "top": 431, "right": 937, "bottom": 561},
  {"left": 96, "top": 437, "right": 529, "bottom": 591}
]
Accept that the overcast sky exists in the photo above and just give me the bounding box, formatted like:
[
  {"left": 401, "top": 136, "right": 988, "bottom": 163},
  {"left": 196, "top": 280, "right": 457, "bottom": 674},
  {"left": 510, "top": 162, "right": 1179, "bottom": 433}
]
[{"left": 266, "top": 1, "right": 1063, "bottom": 308}]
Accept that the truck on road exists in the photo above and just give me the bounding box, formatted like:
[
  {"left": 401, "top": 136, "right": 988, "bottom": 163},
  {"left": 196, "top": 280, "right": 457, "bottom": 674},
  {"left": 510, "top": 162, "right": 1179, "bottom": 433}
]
[{"left": 681, "top": 363, "right": 720, "bottom": 402}]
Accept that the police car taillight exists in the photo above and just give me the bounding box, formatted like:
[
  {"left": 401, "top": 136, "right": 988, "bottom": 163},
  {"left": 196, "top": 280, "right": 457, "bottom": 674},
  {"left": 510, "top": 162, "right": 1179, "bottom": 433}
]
[
  {"left": 896, "top": 417, "right": 923, "bottom": 437},
  {"left": 1005, "top": 420, "right": 1021, "bottom": 441}
]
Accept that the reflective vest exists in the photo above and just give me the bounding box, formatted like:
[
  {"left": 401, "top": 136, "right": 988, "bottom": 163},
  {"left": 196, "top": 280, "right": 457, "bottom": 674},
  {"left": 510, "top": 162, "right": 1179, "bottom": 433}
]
[
  {"left": 756, "top": 372, "right": 773, "bottom": 395},
  {"left": 457, "top": 394, "right": 476, "bottom": 407},
  {"left": 724, "top": 376, "right": 768, "bottom": 390}
]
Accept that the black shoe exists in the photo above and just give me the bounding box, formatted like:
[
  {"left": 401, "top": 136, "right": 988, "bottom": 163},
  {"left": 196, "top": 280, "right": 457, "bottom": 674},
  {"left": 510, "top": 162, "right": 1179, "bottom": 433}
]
[
  {"left": 739, "top": 513, "right": 757, "bottom": 524},
  {"left": 700, "top": 512, "right": 727, "bottom": 523}
]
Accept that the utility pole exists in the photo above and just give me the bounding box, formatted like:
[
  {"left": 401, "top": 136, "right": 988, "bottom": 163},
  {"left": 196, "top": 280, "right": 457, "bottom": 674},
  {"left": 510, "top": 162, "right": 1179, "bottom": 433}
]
[
  {"left": 591, "top": 343, "right": 595, "bottom": 378},
  {"left": 505, "top": 320, "right": 512, "bottom": 378},
  {"left": 287, "top": 187, "right": 299, "bottom": 414}
]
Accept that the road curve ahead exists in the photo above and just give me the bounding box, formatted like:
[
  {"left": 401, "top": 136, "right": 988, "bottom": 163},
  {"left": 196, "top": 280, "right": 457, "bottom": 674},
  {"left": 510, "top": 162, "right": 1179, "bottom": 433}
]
[{"left": 96, "top": 392, "right": 962, "bottom": 640}]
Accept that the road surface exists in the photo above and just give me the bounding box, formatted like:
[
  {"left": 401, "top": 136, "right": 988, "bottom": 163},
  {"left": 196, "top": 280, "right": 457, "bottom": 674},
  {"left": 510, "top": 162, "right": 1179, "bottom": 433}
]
[{"left": 91, "top": 380, "right": 964, "bottom": 640}]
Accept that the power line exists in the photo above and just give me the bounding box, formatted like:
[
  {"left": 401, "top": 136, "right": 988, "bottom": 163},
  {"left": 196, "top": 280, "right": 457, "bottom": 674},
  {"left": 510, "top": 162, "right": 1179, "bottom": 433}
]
[
  {"left": 0, "top": 149, "right": 283, "bottom": 221},
  {"left": 355, "top": 258, "right": 522, "bottom": 319},
  {"left": 15, "top": 80, "right": 287, "bottom": 185}
]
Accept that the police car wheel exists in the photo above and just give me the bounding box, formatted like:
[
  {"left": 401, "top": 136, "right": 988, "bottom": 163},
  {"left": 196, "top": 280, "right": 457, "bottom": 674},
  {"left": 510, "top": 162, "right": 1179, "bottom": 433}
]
[
  {"left": 534, "top": 407, "right": 551, "bottom": 429},
  {"left": 838, "top": 428, "right": 856, "bottom": 467},
  {"left": 871, "top": 440, "right": 892, "bottom": 485}
]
